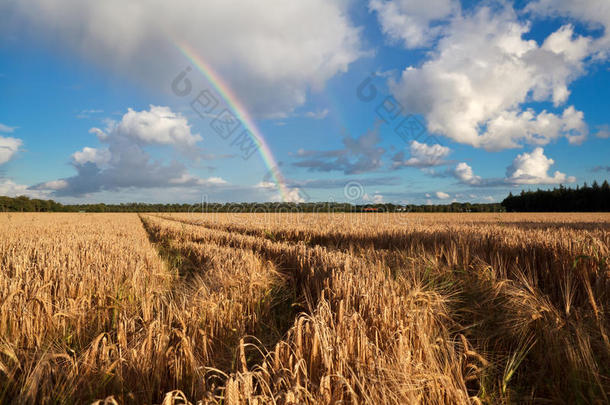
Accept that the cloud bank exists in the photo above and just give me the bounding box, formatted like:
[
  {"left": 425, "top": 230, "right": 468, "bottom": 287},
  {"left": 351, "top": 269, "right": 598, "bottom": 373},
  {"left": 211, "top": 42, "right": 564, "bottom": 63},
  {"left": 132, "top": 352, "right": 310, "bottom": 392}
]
[
  {"left": 388, "top": 5, "right": 591, "bottom": 150},
  {"left": 2, "top": 0, "right": 365, "bottom": 118},
  {"left": 33, "top": 106, "right": 227, "bottom": 197}
]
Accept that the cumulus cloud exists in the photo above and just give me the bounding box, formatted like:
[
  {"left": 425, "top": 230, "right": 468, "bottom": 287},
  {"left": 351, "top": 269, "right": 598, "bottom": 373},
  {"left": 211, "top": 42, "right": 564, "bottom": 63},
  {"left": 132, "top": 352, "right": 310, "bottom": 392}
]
[
  {"left": 91, "top": 106, "right": 201, "bottom": 147},
  {"left": 390, "top": 5, "right": 590, "bottom": 150},
  {"left": 33, "top": 106, "right": 228, "bottom": 197},
  {"left": 2, "top": 0, "right": 364, "bottom": 118},
  {"left": 369, "top": 0, "right": 458, "bottom": 48},
  {"left": 0, "top": 136, "right": 22, "bottom": 165},
  {"left": 480, "top": 106, "right": 588, "bottom": 150},
  {"left": 450, "top": 149, "right": 575, "bottom": 187},
  {"left": 363, "top": 193, "right": 384, "bottom": 204},
  {"left": 293, "top": 124, "right": 385, "bottom": 175},
  {"left": 72, "top": 147, "right": 112, "bottom": 166},
  {"left": 206, "top": 177, "right": 228, "bottom": 185},
  {"left": 506, "top": 147, "right": 576, "bottom": 184},
  {"left": 453, "top": 162, "right": 482, "bottom": 185},
  {"left": 527, "top": 0, "right": 610, "bottom": 59},
  {"left": 255, "top": 181, "right": 306, "bottom": 203},
  {"left": 392, "top": 140, "right": 450, "bottom": 168},
  {"left": 255, "top": 181, "right": 277, "bottom": 190},
  {"left": 282, "top": 188, "right": 307, "bottom": 203},
  {"left": 0, "top": 179, "right": 49, "bottom": 198},
  {"left": 0, "top": 128, "right": 43, "bottom": 198},
  {"left": 435, "top": 191, "right": 450, "bottom": 199}
]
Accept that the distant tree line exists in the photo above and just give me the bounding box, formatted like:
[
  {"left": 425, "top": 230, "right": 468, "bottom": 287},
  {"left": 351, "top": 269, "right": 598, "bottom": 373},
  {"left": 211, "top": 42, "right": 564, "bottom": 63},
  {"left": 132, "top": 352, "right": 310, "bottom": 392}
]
[
  {"left": 6, "top": 181, "right": 609, "bottom": 213},
  {"left": 401, "top": 202, "right": 504, "bottom": 213},
  {"left": 0, "top": 196, "right": 64, "bottom": 212},
  {"left": 502, "top": 181, "right": 610, "bottom": 212},
  {"left": 0, "top": 196, "right": 505, "bottom": 213}
]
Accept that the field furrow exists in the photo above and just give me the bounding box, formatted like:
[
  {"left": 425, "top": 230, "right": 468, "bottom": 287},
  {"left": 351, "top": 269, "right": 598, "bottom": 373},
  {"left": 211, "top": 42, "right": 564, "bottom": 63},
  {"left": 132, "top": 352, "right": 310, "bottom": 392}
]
[{"left": 1, "top": 212, "right": 608, "bottom": 404}]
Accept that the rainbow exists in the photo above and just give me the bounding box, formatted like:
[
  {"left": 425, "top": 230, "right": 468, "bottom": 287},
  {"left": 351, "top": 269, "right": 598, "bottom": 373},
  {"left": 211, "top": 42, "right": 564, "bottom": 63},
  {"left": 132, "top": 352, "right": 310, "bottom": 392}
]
[{"left": 174, "top": 41, "right": 290, "bottom": 202}]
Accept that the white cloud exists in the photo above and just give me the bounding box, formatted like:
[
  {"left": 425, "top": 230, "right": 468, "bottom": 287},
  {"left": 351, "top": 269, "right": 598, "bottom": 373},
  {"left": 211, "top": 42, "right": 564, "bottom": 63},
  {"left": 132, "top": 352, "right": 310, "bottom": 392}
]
[
  {"left": 392, "top": 140, "right": 450, "bottom": 168},
  {"left": 169, "top": 174, "right": 227, "bottom": 186},
  {"left": 283, "top": 188, "right": 306, "bottom": 203},
  {"left": 264, "top": 185, "right": 306, "bottom": 203},
  {"left": 206, "top": 176, "right": 227, "bottom": 185},
  {"left": 369, "top": 0, "right": 458, "bottom": 48},
  {"left": 0, "top": 123, "right": 16, "bottom": 133},
  {"left": 453, "top": 162, "right": 481, "bottom": 185},
  {"left": 72, "top": 147, "right": 111, "bottom": 166},
  {"left": 4, "top": 0, "right": 365, "bottom": 118},
  {"left": 0, "top": 179, "right": 49, "bottom": 198},
  {"left": 34, "top": 106, "right": 228, "bottom": 197},
  {"left": 506, "top": 147, "right": 576, "bottom": 184},
  {"left": 527, "top": 0, "right": 610, "bottom": 59},
  {"left": 390, "top": 6, "right": 590, "bottom": 150},
  {"left": 0, "top": 136, "right": 22, "bottom": 165},
  {"left": 363, "top": 193, "right": 384, "bottom": 204},
  {"left": 253, "top": 179, "right": 311, "bottom": 203},
  {"left": 256, "top": 181, "right": 276, "bottom": 190},
  {"left": 93, "top": 106, "right": 202, "bottom": 147},
  {"left": 450, "top": 150, "right": 576, "bottom": 187},
  {"left": 435, "top": 191, "right": 450, "bottom": 199},
  {"left": 482, "top": 106, "right": 588, "bottom": 150},
  {"left": 38, "top": 179, "right": 68, "bottom": 191}
]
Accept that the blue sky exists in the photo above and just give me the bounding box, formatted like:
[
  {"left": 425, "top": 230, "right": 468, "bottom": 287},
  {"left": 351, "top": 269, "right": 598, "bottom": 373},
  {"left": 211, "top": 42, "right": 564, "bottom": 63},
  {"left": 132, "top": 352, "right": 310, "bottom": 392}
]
[{"left": 0, "top": 0, "right": 609, "bottom": 204}]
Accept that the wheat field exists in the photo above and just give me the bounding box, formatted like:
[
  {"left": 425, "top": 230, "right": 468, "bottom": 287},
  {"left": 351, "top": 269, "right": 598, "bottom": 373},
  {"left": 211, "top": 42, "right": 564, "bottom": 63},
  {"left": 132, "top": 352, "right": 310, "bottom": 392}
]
[{"left": 0, "top": 212, "right": 608, "bottom": 404}]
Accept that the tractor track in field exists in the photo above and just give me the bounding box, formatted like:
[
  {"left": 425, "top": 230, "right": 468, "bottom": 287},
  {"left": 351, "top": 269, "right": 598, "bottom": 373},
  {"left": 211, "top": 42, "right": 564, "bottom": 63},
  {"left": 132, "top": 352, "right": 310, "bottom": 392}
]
[
  {"left": 139, "top": 213, "right": 307, "bottom": 378},
  {"left": 140, "top": 214, "right": 365, "bottom": 308},
  {"left": 146, "top": 213, "right": 608, "bottom": 286}
]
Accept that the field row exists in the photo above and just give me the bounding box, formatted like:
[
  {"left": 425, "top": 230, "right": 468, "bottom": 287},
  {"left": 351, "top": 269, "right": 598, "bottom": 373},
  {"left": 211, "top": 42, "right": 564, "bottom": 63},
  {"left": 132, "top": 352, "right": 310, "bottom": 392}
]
[
  {"left": 0, "top": 213, "right": 608, "bottom": 404},
  {"left": 144, "top": 213, "right": 610, "bottom": 404},
  {"left": 141, "top": 214, "right": 483, "bottom": 404}
]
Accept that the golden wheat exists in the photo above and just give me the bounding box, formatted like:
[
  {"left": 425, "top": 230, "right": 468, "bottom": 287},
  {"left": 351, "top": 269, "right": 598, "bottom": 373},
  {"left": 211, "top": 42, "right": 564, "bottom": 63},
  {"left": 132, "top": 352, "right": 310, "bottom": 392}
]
[{"left": 0, "top": 212, "right": 608, "bottom": 404}]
